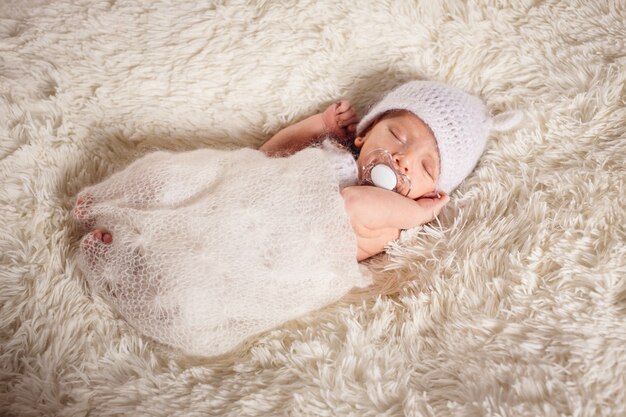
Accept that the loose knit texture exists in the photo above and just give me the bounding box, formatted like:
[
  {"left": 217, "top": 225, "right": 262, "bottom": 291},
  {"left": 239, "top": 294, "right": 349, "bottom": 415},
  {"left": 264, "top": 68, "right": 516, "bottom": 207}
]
[
  {"left": 75, "top": 146, "right": 370, "bottom": 357},
  {"left": 320, "top": 139, "right": 359, "bottom": 189}
]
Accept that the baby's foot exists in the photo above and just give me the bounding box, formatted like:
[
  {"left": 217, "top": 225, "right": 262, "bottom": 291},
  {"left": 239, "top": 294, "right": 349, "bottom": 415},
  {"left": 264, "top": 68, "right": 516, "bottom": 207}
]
[
  {"left": 73, "top": 192, "right": 95, "bottom": 229},
  {"left": 80, "top": 228, "right": 113, "bottom": 270},
  {"left": 91, "top": 228, "right": 113, "bottom": 244},
  {"left": 322, "top": 100, "right": 359, "bottom": 141}
]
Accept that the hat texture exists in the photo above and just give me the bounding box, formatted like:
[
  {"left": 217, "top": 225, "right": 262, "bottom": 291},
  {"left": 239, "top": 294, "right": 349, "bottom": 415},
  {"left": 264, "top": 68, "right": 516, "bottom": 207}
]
[{"left": 357, "top": 81, "right": 494, "bottom": 194}]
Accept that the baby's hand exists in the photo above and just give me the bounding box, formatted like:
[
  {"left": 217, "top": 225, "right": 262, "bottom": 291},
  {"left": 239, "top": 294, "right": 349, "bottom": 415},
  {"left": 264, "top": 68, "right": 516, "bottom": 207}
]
[
  {"left": 341, "top": 186, "right": 449, "bottom": 261},
  {"left": 322, "top": 100, "right": 359, "bottom": 142},
  {"left": 413, "top": 192, "right": 449, "bottom": 224}
]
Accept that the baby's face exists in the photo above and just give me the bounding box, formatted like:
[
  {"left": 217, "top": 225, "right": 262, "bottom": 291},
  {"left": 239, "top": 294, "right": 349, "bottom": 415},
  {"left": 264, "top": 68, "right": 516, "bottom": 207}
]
[{"left": 355, "top": 111, "right": 440, "bottom": 200}]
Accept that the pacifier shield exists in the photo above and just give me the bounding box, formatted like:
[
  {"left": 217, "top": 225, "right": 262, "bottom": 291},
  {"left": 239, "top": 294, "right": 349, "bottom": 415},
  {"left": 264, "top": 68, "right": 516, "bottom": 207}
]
[{"left": 370, "top": 164, "right": 397, "bottom": 190}]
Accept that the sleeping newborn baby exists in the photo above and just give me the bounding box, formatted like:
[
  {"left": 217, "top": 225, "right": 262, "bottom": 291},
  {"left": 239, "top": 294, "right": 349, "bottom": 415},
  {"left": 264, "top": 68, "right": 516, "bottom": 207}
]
[
  {"left": 260, "top": 80, "right": 498, "bottom": 261},
  {"left": 74, "top": 81, "right": 518, "bottom": 356}
]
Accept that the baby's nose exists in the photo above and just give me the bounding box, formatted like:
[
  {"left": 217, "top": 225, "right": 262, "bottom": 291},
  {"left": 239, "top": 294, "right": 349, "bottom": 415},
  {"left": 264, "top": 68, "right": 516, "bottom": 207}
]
[{"left": 394, "top": 155, "right": 411, "bottom": 174}]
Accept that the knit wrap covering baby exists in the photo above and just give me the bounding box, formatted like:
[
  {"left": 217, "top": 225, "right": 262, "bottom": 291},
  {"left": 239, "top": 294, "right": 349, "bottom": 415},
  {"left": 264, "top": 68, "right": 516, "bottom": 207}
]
[{"left": 75, "top": 146, "right": 370, "bottom": 357}]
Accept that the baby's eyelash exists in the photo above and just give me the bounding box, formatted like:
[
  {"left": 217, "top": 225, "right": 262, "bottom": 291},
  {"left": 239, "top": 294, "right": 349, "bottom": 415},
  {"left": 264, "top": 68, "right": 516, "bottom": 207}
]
[
  {"left": 423, "top": 163, "right": 433, "bottom": 179},
  {"left": 390, "top": 128, "right": 403, "bottom": 142}
]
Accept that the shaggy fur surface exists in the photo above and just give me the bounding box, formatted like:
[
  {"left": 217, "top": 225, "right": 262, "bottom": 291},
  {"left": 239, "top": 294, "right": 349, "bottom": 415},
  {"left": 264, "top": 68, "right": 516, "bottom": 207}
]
[{"left": 1, "top": 1, "right": 624, "bottom": 416}]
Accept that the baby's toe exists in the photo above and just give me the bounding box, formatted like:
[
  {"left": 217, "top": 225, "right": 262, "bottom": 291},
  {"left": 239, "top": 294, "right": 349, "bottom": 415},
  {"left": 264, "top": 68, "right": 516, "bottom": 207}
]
[
  {"left": 73, "top": 193, "right": 97, "bottom": 229},
  {"left": 91, "top": 228, "right": 113, "bottom": 244},
  {"left": 80, "top": 230, "right": 113, "bottom": 270}
]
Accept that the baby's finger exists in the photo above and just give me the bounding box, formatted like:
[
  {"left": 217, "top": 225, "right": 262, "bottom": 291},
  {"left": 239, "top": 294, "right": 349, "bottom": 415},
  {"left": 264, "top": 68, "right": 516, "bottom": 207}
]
[
  {"left": 427, "top": 193, "right": 448, "bottom": 205},
  {"left": 336, "top": 108, "right": 355, "bottom": 119},
  {"left": 335, "top": 100, "right": 352, "bottom": 115},
  {"left": 432, "top": 194, "right": 449, "bottom": 216},
  {"left": 337, "top": 110, "right": 359, "bottom": 125},
  {"left": 338, "top": 114, "right": 359, "bottom": 129},
  {"left": 337, "top": 119, "right": 358, "bottom": 129},
  {"left": 415, "top": 193, "right": 448, "bottom": 209}
]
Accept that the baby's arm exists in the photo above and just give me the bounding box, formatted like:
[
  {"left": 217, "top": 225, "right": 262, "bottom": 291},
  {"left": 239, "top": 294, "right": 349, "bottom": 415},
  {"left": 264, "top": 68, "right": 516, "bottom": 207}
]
[
  {"left": 260, "top": 101, "right": 358, "bottom": 157},
  {"left": 341, "top": 186, "right": 449, "bottom": 261}
]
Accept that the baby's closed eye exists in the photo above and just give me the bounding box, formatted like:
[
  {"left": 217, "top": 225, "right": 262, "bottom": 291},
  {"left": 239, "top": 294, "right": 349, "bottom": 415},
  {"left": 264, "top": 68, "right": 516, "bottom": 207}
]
[{"left": 423, "top": 162, "right": 434, "bottom": 179}]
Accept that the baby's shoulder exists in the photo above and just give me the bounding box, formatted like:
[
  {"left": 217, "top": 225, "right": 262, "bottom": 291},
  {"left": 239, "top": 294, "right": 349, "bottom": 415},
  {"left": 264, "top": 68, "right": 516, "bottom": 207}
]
[
  {"left": 318, "top": 138, "right": 358, "bottom": 188},
  {"left": 320, "top": 137, "right": 353, "bottom": 154}
]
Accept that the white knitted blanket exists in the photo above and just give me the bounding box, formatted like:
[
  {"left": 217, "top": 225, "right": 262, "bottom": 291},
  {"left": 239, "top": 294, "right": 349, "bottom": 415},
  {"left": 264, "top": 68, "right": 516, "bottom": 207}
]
[{"left": 75, "top": 147, "right": 369, "bottom": 357}]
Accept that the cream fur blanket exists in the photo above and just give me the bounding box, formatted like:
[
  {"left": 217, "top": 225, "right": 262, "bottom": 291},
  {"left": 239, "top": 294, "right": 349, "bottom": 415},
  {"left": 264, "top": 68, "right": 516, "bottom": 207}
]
[{"left": 1, "top": 1, "right": 625, "bottom": 416}]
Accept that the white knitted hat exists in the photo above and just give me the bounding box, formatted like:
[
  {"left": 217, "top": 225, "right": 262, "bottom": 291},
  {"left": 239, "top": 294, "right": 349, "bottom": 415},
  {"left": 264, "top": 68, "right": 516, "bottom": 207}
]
[{"left": 356, "top": 80, "right": 522, "bottom": 193}]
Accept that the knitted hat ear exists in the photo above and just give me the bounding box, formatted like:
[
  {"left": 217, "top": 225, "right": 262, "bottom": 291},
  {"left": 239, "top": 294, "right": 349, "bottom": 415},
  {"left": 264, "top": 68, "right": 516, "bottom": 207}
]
[{"left": 490, "top": 110, "right": 524, "bottom": 132}]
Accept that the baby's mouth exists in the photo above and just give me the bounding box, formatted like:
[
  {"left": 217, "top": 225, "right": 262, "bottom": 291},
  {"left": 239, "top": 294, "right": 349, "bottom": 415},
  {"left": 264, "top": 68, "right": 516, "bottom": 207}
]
[{"left": 358, "top": 148, "right": 413, "bottom": 196}]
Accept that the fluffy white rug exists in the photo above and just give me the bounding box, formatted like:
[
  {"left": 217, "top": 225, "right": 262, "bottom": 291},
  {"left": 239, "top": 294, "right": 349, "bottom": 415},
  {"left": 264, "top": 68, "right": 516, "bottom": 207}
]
[{"left": 1, "top": 1, "right": 624, "bottom": 416}]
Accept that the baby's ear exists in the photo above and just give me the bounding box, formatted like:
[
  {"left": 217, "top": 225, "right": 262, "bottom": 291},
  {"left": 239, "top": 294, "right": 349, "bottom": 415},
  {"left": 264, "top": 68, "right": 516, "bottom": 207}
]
[{"left": 490, "top": 110, "right": 524, "bottom": 132}]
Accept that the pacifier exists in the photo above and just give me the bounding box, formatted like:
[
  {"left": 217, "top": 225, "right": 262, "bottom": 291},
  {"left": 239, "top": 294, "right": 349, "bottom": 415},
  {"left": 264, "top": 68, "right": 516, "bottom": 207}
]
[{"left": 358, "top": 148, "right": 412, "bottom": 196}]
